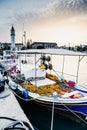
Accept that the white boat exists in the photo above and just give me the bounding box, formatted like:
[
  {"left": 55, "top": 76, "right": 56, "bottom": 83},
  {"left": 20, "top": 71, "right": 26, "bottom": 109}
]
[{"left": 9, "top": 49, "right": 87, "bottom": 124}]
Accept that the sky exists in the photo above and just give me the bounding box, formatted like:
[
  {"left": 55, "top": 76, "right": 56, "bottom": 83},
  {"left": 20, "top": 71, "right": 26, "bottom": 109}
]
[{"left": 0, "top": 0, "right": 87, "bottom": 46}]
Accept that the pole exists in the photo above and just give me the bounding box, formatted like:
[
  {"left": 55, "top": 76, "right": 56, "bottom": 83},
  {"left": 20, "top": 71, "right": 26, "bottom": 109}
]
[
  {"left": 51, "top": 101, "right": 54, "bottom": 130},
  {"left": 62, "top": 55, "right": 65, "bottom": 76},
  {"left": 24, "top": 31, "right": 26, "bottom": 62},
  {"left": 35, "top": 54, "right": 37, "bottom": 86},
  {"left": 76, "top": 56, "right": 80, "bottom": 83},
  {"left": 19, "top": 55, "right": 21, "bottom": 74}
]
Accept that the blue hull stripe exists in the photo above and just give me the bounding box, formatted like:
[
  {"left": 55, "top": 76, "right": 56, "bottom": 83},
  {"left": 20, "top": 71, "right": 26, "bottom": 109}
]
[{"left": 34, "top": 99, "right": 87, "bottom": 116}]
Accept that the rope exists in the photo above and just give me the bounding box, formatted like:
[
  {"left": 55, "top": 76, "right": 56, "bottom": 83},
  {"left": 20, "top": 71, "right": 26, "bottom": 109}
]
[
  {"left": 79, "top": 84, "right": 87, "bottom": 90},
  {"left": 9, "top": 87, "right": 40, "bottom": 102},
  {"left": 2, "top": 121, "right": 28, "bottom": 130},
  {"left": 50, "top": 101, "right": 54, "bottom": 130},
  {"left": 52, "top": 68, "right": 60, "bottom": 77},
  {"left": 52, "top": 69, "right": 76, "bottom": 78},
  {"left": 60, "top": 102, "right": 87, "bottom": 125},
  {"left": 0, "top": 117, "right": 35, "bottom": 130}
]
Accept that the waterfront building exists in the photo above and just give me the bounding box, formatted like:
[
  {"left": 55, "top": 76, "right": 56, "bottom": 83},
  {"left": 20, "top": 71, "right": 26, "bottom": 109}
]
[
  {"left": 0, "top": 42, "right": 23, "bottom": 51},
  {"left": 31, "top": 42, "right": 58, "bottom": 49}
]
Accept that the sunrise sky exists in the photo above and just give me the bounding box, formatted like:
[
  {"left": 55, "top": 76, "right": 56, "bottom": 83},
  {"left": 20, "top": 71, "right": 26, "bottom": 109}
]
[{"left": 0, "top": 0, "right": 87, "bottom": 46}]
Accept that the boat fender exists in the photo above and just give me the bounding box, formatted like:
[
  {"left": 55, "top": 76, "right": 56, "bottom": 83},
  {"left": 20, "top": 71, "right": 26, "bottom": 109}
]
[
  {"left": 68, "top": 81, "right": 75, "bottom": 87},
  {"left": 48, "top": 63, "right": 52, "bottom": 70},
  {"left": 46, "top": 56, "right": 51, "bottom": 62},
  {"left": 23, "top": 90, "right": 29, "bottom": 99}
]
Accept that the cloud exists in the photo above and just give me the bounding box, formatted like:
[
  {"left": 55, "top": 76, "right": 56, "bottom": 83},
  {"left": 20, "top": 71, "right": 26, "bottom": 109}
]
[
  {"left": 21, "top": 0, "right": 87, "bottom": 25},
  {"left": 0, "top": 0, "right": 87, "bottom": 44},
  {"left": 1, "top": 0, "right": 87, "bottom": 27},
  {"left": 41, "top": 0, "right": 87, "bottom": 18}
]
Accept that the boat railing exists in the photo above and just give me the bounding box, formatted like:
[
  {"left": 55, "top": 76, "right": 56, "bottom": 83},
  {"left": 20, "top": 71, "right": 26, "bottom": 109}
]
[
  {"left": 52, "top": 69, "right": 77, "bottom": 82},
  {"left": 54, "top": 70, "right": 76, "bottom": 78}
]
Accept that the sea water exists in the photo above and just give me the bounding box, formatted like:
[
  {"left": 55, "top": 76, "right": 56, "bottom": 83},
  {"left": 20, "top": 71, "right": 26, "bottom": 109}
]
[
  {"left": 19, "top": 54, "right": 87, "bottom": 130},
  {"left": 19, "top": 100, "right": 87, "bottom": 130}
]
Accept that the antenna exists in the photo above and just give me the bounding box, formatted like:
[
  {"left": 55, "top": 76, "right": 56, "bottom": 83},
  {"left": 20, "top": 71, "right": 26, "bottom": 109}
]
[
  {"left": 24, "top": 31, "right": 26, "bottom": 46},
  {"left": 22, "top": 23, "right": 26, "bottom": 47},
  {"left": 22, "top": 23, "right": 24, "bottom": 44}
]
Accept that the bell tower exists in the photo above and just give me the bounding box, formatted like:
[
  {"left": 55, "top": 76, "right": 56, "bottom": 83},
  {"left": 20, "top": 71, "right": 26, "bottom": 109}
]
[{"left": 10, "top": 25, "right": 15, "bottom": 50}]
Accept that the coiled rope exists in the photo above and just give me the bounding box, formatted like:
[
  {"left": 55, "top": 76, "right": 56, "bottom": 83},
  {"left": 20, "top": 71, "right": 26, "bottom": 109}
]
[{"left": 0, "top": 117, "right": 35, "bottom": 130}]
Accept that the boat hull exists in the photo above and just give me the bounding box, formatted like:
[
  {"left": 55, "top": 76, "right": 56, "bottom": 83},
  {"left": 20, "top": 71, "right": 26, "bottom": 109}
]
[
  {"left": 33, "top": 99, "right": 87, "bottom": 115},
  {"left": 10, "top": 87, "right": 87, "bottom": 124},
  {"left": 28, "top": 98, "right": 87, "bottom": 124},
  {"left": 14, "top": 92, "right": 87, "bottom": 124}
]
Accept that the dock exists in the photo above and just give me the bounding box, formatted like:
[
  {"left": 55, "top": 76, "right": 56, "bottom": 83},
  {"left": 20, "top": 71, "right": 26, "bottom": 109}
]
[{"left": 0, "top": 85, "right": 34, "bottom": 129}]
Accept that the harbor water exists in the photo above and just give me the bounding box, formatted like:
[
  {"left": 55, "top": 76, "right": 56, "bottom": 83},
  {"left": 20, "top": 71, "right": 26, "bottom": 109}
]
[
  {"left": 18, "top": 98, "right": 87, "bottom": 130},
  {"left": 18, "top": 54, "right": 87, "bottom": 130}
]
